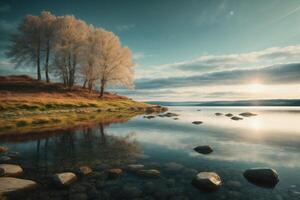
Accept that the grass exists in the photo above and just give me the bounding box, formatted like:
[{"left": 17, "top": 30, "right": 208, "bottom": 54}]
[{"left": 0, "top": 75, "right": 167, "bottom": 136}]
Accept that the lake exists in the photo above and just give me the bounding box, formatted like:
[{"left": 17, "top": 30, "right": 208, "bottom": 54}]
[{"left": 1, "top": 106, "right": 300, "bottom": 200}]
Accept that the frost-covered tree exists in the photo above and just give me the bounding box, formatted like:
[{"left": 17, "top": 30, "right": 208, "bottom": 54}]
[
  {"left": 40, "top": 11, "right": 56, "bottom": 83},
  {"left": 53, "top": 15, "right": 90, "bottom": 88},
  {"left": 81, "top": 28, "right": 134, "bottom": 97},
  {"left": 6, "top": 15, "right": 43, "bottom": 80}
]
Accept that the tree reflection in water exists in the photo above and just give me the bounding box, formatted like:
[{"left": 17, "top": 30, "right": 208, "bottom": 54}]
[{"left": 1, "top": 122, "right": 140, "bottom": 180}]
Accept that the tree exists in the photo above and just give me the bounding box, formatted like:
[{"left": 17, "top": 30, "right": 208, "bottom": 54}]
[
  {"left": 81, "top": 28, "right": 134, "bottom": 97},
  {"left": 53, "top": 15, "right": 90, "bottom": 89},
  {"left": 6, "top": 15, "right": 43, "bottom": 80},
  {"left": 40, "top": 11, "right": 56, "bottom": 83}
]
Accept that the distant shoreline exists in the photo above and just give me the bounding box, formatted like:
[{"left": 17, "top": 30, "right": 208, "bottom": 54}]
[{"left": 146, "top": 99, "right": 300, "bottom": 107}]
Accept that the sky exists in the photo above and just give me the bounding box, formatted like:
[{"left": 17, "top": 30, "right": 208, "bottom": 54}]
[{"left": 0, "top": 0, "right": 300, "bottom": 101}]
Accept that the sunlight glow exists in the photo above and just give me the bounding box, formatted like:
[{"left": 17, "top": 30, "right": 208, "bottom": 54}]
[{"left": 247, "top": 83, "right": 265, "bottom": 93}]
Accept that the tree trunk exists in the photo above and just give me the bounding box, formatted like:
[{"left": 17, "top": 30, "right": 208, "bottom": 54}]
[
  {"left": 45, "top": 40, "right": 50, "bottom": 83},
  {"left": 36, "top": 44, "right": 41, "bottom": 81},
  {"left": 99, "top": 79, "right": 105, "bottom": 98},
  {"left": 82, "top": 79, "right": 87, "bottom": 88}
]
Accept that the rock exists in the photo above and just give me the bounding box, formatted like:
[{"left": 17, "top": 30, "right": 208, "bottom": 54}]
[
  {"left": 164, "top": 162, "right": 184, "bottom": 173},
  {"left": 197, "top": 109, "right": 201, "bottom": 111},
  {"left": 144, "top": 115, "right": 155, "bottom": 119},
  {"left": 127, "top": 164, "right": 144, "bottom": 172},
  {"left": 0, "top": 177, "right": 37, "bottom": 195},
  {"left": 0, "top": 156, "right": 11, "bottom": 162},
  {"left": 215, "top": 113, "right": 223, "bottom": 116},
  {"left": 0, "top": 147, "right": 8, "bottom": 154},
  {"left": 243, "top": 168, "right": 279, "bottom": 188},
  {"left": 173, "top": 118, "right": 179, "bottom": 120},
  {"left": 231, "top": 116, "right": 243, "bottom": 121},
  {"left": 192, "top": 121, "right": 203, "bottom": 125},
  {"left": 194, "top": 145, "right": 213, "bottom": 154},
  {"left": 53, "top": 172, "right": 77, "bottom": 187},
  {"left": 107, "top": 168, "right": 123, "bottom": 179},
  {"left": 137, "top": 169, "right": 160, "bottom": 178},
  {"left": 75, "top": 166, "right": 92, "bottom": 177},
  {"left": 0, "top": 164, "right": 23, "bottom": 177},
  {"left": 5, "top": 152, "right": 20, "bottom": 158},
  {"left": 160, "top": 112, "right": 179, "bottom": 117},
  {"left": 239, "top": 112, "right": 257, "bottom": 117},
  {"left": 192, "top": 172, "right": 222, "bottom": 191},
  {"left": 225, "top": 113, "right": 233, "bottom": 117}
]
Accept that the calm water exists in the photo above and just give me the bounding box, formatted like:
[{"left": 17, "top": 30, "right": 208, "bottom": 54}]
[{"left": 1, "top": 106, "right": 300, "bottom": 200}]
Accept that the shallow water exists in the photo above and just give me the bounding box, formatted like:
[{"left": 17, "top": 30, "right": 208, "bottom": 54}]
[{"left": 1, "top": 106, "right": 300, "bottom": 200}]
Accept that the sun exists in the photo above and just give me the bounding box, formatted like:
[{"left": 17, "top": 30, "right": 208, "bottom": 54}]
[{"left": 247, "top": 83, "right": 265, "bottom": 93}]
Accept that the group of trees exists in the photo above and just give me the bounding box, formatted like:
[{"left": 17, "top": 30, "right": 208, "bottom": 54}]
[{"left": 6, "top": 11, "right": 134, "bottom": 97}]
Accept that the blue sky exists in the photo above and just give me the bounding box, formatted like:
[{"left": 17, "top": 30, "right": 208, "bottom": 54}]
[{"left": 0, "top": 0, "right": 300, "bottom": 101}]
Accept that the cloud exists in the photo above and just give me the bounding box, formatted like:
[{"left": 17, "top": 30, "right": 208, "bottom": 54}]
[
  {"left": 160, "top": 45, "right": 300, "bottom": 74},
  {"left": 135, "top": 63, "right": 300, "bottom": 89},
  {"left": 115, "top": 24, "right": 135, "bottom": 32}
]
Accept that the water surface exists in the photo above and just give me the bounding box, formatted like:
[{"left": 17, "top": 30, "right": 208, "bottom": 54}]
[{"left": 1, "top": 106, "right": 300, "bottom": 200}]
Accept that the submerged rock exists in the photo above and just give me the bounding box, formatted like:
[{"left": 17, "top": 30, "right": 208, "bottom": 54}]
[
  {"left": 75, "top": 166, "right": 92, "bottom": 177},
  {"left": 225, "top": 113, "right": 233, "bottom": 117},
  {"left": 126, "top": 164, "right": 144, "bottom": 172},
  {"left": 173, "top": 118, "right": 179, "bottom": 120},
  {"left": 215, "top": 113, "right": 223, "bottom": 116},
  {"left": 194, "top": 145, "right": 213, "bottom": 154},
  {"left": 192, "top": 172, "right": 222, "bottom": 191},
  {"left": 239, "top": 112, "right": 257, "bottom": 117},
  {"left": 231, "top": 116, "right": 243, "bottom": 121},
  {"left": 0, "top": 164, "right": 23, "bottom": 177},
  {"left": 192, "top": 121, "right": 203, "bottom": 125},
  {"left": 5, "top": 152, "right": 20, "bottom": 158},
  {"left": 53, "top": 172, "right": 77, "bottom": 187},
  {"left": 243, "top": 168, "right": 279, "bottom": 188},
  {"left": 0, "top": 146, "right": 8, "bottom": 154},
  {"left": 0, "top": 156, "right": 11, "bottom": 162},
  {"left": 137, "top": 169, "right": 160, "bottom": 178},
  {"left": 0, "top": 177, "right": 37, "bottom": 195},
  {"left": 144, "top": 115, "right": 155, "bottom": 119},
  {"left": 164, "top": 162, "right": 184, "bottom": 173},
  {"left": 107, "top": 168, "right": 123, "bottom": 179}
]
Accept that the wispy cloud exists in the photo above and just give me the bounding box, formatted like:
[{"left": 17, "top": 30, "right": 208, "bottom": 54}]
[
  {"left": 115, "top": 24, "right": 135, "bottom": 32},
  {"left": 135, "top": 63, "right": 300, "bottom": 89}
]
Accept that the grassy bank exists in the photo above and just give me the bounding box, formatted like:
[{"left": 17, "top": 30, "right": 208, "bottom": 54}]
[{"left": 0, "top": 75, "right": 166, "bottom": 135}]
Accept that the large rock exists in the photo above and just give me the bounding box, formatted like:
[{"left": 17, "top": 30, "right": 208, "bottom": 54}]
[
  {"left": 192, "top": 172, "right": 222, "bottom": 191},
  {"left": 194, "top": 145, "right": 213, "bottom": 154},
  {"left": 0, "top": 177, "right": 37, "bottom": 195},
  {"left": 53, "top": 172, "right": 77, "bottom": 187},
  {"left": 137, "top": 169, "right": 160, "bottom": 178},
  {"left": 225, "top": 113, "right": 233, "bottom": 117},
  {"left": 0, "top": 164, "right": 23, "bottom": 177},
  {"left": 243, "top": 168, "right": 279, "bottom": 188}
]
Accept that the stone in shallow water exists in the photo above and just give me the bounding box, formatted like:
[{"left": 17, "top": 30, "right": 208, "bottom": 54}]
[
  {"left": 0, "top": 156, "right": 11, "bottom": 162},
  {"left": 192, "top": 121, "right": 203, "bottom": 125},
  {"left": 194, "top": 145, "right": 213, "bottom": 154},
  {"left": 107, "top": 168, "right": 123, "bottom": 179},
  {"left": 192, "top": 172, "right": 222, "bottom": 191},
  {"left": 0, "top": 164, "right": 23, "bottom": 177},
  {"left": 53, "top": 172, "right": 77, "bottom": 187},
  {"left": 137, "top": 169, "right": 160, "bottom": 178},
  {"left": 215, "top": 113, "right": 223, "bottom": 116},
  {"left": 126, "top": 164, "right": 144, "bottom": 171},
  {"left": 239, "top": 112, "right": 257, "bottom": 117},
  {"left": 243, "top": 168, "right": 279, "bottom": 188},
  {"left": 0, "top": 177, "right": 37, "bottom": 195},
  {"left": 75, "top": 166, "right": 92, "bottom": 177},
  {"left": 231, "top": 116, "right": 243, "bottom": 121},
  {"left": 225, "top": 113, "right": 233, "bottom": 117},
  {"left": 164, "top": 162, "right": 184, "bottom": 173},
  {"left": 0, "top": 146, "right": 8, "bottom": 154}
]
